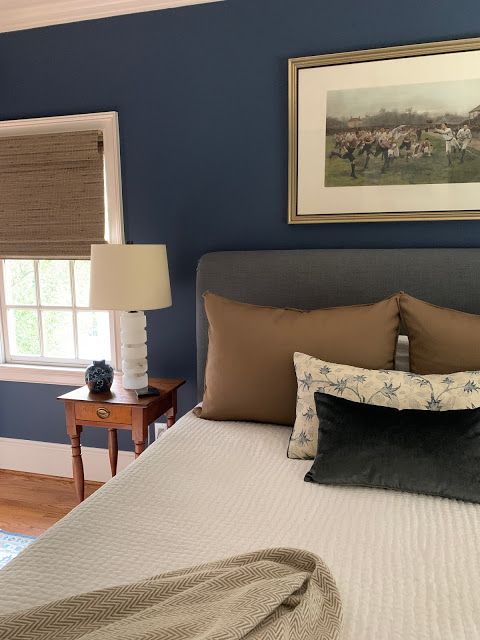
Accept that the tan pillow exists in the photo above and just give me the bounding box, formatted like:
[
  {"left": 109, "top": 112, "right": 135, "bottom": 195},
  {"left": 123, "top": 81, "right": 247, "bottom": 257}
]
[
  {"left": 399, "top": 293, "right": 480, "bottom": 374},
  {"left": 197, "top": 292, "right": 401, "bottom": 425}
]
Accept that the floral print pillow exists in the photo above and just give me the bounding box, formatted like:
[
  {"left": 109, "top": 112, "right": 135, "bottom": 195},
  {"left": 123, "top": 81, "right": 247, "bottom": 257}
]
[{"left": 288, "top": 352, "right": 480, "bottom": 460}]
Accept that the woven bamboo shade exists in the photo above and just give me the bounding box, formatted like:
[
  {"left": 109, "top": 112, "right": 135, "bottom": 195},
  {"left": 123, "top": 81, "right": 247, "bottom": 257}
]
[{"left": 0, "top": 130, "right": 105, "bottom": 258}]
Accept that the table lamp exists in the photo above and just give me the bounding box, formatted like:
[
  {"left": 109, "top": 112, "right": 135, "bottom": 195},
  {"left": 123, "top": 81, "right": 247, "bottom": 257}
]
[{"left": 89, "top": 244, "right": 172, "bottom": 391}]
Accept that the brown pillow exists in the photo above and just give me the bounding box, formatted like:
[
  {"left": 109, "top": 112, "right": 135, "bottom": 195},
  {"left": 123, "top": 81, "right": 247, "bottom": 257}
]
[
  {"left": 399, "top": 293, "right": 480, "bottom": 374},
  {"left": 197, "top": 292, "right": 401, "bottom": 425}
]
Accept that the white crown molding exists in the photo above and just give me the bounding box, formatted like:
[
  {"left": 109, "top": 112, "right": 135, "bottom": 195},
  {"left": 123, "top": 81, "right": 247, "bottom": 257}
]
[{"left": 0, "top": 0, "right": 223, "bottom": 34}]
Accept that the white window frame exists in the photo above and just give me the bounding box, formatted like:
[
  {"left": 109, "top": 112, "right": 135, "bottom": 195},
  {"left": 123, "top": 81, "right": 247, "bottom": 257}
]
[{"left": 0, "top": 112, "right": 124, "bottom": 385}]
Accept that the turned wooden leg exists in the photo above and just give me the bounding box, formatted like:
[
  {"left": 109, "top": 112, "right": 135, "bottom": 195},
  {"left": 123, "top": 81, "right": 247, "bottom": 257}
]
[
  {"left": 166, "top": 390, "right": 177, "bottom": 428},
  {"left": 65, "top": 401, "right": 84, "bottom": 503},
  {"left": 108, "top": 428, "right": 118, "bottom": 476},
  {"left": 69, "top": 432, "right": 85, "bottom": 503},
  {"left": 134, "top": 440, "right": 145, "bottom": 459},
  {"left": 132, "top": 406, "right": 147, "bottom": 460}
]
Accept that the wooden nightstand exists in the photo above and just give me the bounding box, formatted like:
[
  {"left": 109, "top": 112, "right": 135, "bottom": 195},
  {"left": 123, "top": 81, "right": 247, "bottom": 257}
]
[{"left": 58, "top": 377, "right": 185, "bottom": 503}]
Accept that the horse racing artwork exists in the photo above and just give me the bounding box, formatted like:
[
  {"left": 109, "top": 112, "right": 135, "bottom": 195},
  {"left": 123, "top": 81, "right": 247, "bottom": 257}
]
[{"left": 288, "top": 38, "right": 480, "bottom": 223}]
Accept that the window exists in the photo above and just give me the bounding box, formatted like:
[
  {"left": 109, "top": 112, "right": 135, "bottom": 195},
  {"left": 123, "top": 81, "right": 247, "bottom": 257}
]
[
  {"left": 0, "top": 112, "right": 124, "bottom": 384},
  {"left": 0, "top": 259, "right": 112, "bottom": 365}
]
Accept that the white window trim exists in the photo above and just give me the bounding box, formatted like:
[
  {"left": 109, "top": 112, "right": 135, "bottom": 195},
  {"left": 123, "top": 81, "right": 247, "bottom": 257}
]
[{"left": 0, "top": 112, "right": 124, "bottom": 386}]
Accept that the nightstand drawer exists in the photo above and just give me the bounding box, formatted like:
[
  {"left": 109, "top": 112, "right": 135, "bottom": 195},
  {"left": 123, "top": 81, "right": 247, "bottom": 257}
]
[{"left": 75, "top": 403, "right": 132, "bottom": 425}]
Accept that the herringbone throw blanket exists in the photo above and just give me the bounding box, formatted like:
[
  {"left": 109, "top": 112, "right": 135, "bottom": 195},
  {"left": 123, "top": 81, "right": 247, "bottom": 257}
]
[{"left": 0, "top": 548, "right": 342, "bottom": 640}]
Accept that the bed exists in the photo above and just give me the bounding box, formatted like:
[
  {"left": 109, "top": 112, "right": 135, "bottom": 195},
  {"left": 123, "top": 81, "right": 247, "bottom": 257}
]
[{"left": 1, "top": 248, "right": 480, "bottom": 639}]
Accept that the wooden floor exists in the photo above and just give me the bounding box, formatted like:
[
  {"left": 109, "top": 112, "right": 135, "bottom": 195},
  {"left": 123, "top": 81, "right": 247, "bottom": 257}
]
[{"left": 0, "top": 470, "right": 102, "bottom": 536}]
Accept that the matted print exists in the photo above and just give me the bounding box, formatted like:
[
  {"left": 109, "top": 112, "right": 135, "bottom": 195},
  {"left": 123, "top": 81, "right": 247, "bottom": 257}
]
[{"left": 288, "top": 38, "right": 480, "bottom": 223}]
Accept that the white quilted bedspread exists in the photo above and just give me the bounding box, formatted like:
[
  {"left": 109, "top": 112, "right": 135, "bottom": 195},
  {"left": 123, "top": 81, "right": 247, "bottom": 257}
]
[{"left": 1, "top": 411, "right": 480, "bottom": 639}]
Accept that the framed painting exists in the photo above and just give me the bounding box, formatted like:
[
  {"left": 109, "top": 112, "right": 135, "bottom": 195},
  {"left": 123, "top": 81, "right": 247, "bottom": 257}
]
[{"left": 288, "top": 37, "right": 480, "bottom": 224}]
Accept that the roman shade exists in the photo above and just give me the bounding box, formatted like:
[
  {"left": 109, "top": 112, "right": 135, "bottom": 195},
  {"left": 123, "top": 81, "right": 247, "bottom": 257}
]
[{"left": 0, "top": 130, "right": 105, "bottom": 258}]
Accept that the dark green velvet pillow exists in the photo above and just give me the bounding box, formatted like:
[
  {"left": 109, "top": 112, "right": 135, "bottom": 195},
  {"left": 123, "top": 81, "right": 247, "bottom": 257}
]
[{"left": 305, "top": 392, "right": 480, "bottom": 504}]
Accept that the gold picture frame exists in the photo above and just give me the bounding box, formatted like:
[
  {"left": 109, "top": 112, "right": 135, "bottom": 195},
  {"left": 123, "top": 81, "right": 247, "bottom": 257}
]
[{"left": 288, "top": 37, "right": 480, "bottom": 224}]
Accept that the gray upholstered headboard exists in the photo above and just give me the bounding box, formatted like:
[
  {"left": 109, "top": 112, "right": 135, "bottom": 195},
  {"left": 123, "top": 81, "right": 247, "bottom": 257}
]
[{"left": 196, "top": 248, "right": 480, "bottom": 398}]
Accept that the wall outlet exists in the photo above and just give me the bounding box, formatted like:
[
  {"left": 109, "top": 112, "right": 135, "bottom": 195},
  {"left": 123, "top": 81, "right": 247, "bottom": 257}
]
[{"left": 154, "top": 422, "right": 168, "bottom": 439}]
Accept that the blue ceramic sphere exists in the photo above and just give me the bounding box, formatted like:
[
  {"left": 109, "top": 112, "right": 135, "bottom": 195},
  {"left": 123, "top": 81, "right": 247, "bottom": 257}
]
[{"left": 85, "top": 360, "right": 114, "bottom": 393}]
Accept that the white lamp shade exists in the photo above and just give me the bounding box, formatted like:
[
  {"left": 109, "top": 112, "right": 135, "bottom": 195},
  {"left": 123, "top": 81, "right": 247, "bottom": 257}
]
[{"left": 89, "top": 244, "right": 172, "bottom": 311}]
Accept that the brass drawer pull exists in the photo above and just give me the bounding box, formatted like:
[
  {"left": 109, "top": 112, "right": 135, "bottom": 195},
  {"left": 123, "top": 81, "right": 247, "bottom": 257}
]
[{"left": 96, "top": 407, "right": 111, "bottom": 420}]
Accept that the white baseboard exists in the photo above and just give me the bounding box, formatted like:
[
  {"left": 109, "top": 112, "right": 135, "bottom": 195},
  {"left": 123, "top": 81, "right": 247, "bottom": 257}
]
[{"left": 0, "top": 437, "right": 135, "bottom": 482}]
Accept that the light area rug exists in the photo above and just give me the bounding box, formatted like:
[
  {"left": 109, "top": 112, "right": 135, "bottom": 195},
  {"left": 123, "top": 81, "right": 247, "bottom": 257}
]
[{"left": 0, "top": 530, "right": 36, "bottom": 569}]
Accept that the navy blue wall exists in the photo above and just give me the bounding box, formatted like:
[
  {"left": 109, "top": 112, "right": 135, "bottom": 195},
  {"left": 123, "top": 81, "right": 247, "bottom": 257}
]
[{"left": 0, "top": 0, "right": 479, "bottom": 450}]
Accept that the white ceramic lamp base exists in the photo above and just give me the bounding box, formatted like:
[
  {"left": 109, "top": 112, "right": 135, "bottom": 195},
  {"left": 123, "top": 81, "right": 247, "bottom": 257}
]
[{"left": 120, "top": 311, "right": 148, "bottom": 390}]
